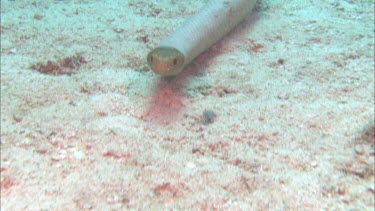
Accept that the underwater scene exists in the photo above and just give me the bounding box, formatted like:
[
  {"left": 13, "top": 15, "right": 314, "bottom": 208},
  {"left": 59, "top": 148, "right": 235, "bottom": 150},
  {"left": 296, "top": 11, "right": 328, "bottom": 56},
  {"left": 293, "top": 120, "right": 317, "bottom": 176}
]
[{"left": 1, "top": 0, "right": 374, "bottom": 210}]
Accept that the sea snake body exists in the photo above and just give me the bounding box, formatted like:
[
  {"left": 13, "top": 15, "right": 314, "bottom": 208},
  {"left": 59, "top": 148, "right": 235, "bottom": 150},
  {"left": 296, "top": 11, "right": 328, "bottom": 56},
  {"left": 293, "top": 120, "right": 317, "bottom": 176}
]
[{"left": 147, "top": 0, "right": 257, "bottom": 76}]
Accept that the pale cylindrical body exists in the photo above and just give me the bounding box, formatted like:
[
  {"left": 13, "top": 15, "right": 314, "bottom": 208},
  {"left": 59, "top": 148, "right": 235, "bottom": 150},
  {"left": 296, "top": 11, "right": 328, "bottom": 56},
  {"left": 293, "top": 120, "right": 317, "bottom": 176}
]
[{"left": 148, "top": 0, "right": 257, "bottom": 76}]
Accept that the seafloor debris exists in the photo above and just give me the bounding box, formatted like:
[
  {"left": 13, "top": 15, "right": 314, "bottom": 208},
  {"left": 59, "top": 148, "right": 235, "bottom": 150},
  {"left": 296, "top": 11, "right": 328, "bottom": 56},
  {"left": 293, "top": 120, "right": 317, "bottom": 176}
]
[
  {"left": 202, "top": 109, "right": 216, "bottom": 125},
  {"left": 30, "top": 54, "right": 86, "bottom": 76}
]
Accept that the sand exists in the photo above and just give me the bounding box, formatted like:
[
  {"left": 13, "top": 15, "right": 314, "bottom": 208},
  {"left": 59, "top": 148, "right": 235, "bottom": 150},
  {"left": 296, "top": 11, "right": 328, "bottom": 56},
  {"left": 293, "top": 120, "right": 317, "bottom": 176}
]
[{"left": 1, "top": 0, "right": 374, "bottom": 210}]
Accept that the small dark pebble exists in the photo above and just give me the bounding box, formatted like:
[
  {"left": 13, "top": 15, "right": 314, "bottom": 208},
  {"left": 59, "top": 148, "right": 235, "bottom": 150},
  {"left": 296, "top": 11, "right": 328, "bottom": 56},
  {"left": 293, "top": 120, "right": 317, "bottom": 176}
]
[
  {"left": 202, "top": 109, "right": 216, "bottom": 125},
  {"left": 33, "top": 14, "right": 43, "bottom": 20},
  {"left": 164, "top": 76, "right": 175, "bottom": 83}
]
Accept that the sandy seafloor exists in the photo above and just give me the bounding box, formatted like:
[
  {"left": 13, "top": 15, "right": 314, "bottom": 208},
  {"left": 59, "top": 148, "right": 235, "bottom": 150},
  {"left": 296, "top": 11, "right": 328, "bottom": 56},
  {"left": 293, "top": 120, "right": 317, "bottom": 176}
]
[{"left": 1, "top": 0, "right": 374, "bottom": 210}]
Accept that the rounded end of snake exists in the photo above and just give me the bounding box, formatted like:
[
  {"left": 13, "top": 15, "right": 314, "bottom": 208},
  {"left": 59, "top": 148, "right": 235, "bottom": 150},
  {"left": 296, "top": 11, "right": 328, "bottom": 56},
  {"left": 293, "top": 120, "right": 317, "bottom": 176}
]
[{"left": 147, "top": 47, "right": 185, "bottom": 76}]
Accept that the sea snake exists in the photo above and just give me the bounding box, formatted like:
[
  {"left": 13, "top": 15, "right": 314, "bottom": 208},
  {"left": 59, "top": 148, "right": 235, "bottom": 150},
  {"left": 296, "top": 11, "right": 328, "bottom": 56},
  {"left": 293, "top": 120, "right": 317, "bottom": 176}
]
[{"left": 147, "top": 0, "right": 257, "bottom": 77}]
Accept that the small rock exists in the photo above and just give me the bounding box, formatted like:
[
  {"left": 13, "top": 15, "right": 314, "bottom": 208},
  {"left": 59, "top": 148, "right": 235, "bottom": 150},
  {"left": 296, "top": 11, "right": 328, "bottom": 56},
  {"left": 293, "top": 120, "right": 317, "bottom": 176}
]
[
  {"left": 354, "top": 144, "right": 365, "bottom": 155},
  {"left": 202, "top": 109, "right": 216, "bottom": 125},
  {"left": 311, "top": 160, "right": 318, "bottom": 168},
  {"left": 73, "top": 151, "right": 84, "bottom": 160},
  {"left": 186, "top": 162, "right": 196, "bottom": 169}
]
